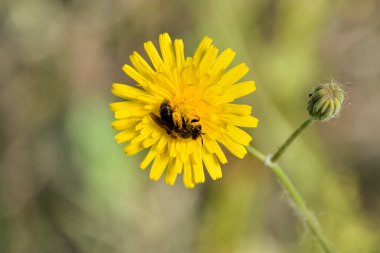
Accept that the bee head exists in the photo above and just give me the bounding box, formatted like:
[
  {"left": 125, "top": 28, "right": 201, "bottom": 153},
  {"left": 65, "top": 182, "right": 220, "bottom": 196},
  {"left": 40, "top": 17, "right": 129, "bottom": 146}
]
[{"left": 191, "top": 125, "right": 202, "bottom": 139}]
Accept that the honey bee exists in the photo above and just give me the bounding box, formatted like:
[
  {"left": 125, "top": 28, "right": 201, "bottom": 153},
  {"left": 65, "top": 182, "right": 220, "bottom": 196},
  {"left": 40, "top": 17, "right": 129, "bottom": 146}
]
[{"left": 150, "top": 100, "right": 204, "bottom": 143}]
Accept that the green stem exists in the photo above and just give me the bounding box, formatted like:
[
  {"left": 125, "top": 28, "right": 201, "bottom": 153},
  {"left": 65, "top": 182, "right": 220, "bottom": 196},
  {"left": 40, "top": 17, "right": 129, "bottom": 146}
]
[
  {"left": 247, "top": 145, "right": 337, "bottom": 253},
  {"left": 271, "top": 117, "right": 314, "bottom": 162}
]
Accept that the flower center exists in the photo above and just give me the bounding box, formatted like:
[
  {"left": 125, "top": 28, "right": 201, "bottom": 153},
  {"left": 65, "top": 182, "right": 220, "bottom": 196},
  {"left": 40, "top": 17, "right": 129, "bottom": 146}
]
[
  {"left": 169, "top": 96, "right": 200, "bottom": 129},
  {"left": 150, "top": 96, "right": 203, "bottom": 141}
]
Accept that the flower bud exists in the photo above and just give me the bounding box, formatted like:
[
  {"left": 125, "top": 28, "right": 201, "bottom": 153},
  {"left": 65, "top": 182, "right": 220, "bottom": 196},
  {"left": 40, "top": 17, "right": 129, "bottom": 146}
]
[{"left": 307, "top": 82, "right": 344, "bottom": 121}]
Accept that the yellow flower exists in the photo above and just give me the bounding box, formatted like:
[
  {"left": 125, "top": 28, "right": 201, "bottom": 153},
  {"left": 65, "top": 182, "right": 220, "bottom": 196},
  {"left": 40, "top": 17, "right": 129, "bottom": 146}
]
[{"left": 110, "top": 33, "right": 258, "bottom": 188}]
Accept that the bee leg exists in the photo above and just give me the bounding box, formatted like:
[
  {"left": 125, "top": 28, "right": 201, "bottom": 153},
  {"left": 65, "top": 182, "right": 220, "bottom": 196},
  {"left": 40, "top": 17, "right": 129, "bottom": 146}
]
[
  {"left": 172, "top": 111, "right": 183, "bottom": 129},
  {"left": 201, "top": 133, "right": 206, "bottom": 146},
  {"left": 166, "top": 130, "right": 177, "bottom": 138}
]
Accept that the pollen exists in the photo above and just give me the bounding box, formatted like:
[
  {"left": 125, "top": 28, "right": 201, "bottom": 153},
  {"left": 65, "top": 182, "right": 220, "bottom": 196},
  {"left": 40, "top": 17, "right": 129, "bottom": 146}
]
[
  {"left": 171, "top": 96, "right": 201, "bottom": 126},
  {"left": 172, "top": 111, "right": 183, "bottom": 129}
]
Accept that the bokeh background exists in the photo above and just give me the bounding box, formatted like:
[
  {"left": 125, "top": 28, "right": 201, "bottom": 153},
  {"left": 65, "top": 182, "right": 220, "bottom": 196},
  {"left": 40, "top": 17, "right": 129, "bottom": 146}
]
[{"left": 1, "top": 0, "right": 379, "bottom": 252}]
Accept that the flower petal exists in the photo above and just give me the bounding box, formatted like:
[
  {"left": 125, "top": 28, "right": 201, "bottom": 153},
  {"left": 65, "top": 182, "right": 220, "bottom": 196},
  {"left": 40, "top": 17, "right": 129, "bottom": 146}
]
[
  {"left": 150, "top": 153, "right": 170, "bottom": 181},
  {"left": 193, "top": 36, "right": 213, "bottom": 66},
  {"left": 225, "top": 125, "right": 252, "bottom": 146},
  {"left": 174, "top": 39, "right": 185, "bottom": 70},
  {"left": 112, "top": 83, "right": 159, "bottom": 103},
  {"left": 144, "top": 41, "right": 164, "bottom": 70},
  {"left": 115, "top": 129, "right": 137, "bottom": 144},
  {"left": 219, "top": 137, "right": 247, "bottom": 158},
  {"left": 191, "top": 145, "right": 205, "bottom": 183},
  {"left": 112, "top": 119, "right": 139, "bottom": 131},
  {"left": 209, "top": 48, "right": 235, "bottom": 75},
  {"left": 140, "top": 148, "right": 157, "bottom": 170},
  {"left": 165, "top": 157, "right": 181, "bottom": 185},
  {"left": 220, "top": 81, "right": 256, "bottom": 103},
  {"left": 159, "top": 33, "right": 175, "bottom": 68},
  {"left": 218, "top": 63, "right": 249, "bottom": 87},
  {"left": 129, "top": 51, "right": 155, "bottom": 80},
  {"left": 183, "top": 162, "right": 195, "bottom": 188},
  {"left": 202, "top": 150, "right": 222, "bottom": 180}
]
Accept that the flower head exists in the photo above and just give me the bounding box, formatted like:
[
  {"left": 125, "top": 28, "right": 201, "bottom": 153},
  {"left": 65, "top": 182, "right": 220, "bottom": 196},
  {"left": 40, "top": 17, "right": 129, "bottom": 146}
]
[
  {"left": 307, "top": 81, "right": 345, "bottom": 121},
  {"left": 110, "top": 33, "right": 258, "bottom": 188}
]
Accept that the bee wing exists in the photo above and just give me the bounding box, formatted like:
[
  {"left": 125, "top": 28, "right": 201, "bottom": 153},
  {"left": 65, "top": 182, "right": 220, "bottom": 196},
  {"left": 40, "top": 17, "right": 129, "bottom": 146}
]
[{"left": 149, "top": 112, "right": 173, "bottom": 133}]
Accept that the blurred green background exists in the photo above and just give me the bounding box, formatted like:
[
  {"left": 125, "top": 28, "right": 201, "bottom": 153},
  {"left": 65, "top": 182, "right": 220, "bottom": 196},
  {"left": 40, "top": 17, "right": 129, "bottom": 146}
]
[{"left": 1, "top": 0, "right": 379, "bottom": 252}]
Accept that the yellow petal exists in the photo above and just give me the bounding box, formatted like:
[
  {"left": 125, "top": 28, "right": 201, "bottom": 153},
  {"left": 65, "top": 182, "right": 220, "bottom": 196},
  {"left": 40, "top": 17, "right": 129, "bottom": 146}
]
[
  {"left": 214, "top": 143, "right": 228, "bottom": 164},
  {"left": 122, "top": 64, "right": 150, "bottom": 88},
  {"left": 110, "top": 101, "right": 141, "bottom": 112},
  {"left": 202, "top": 150, "right": 222, "bottom": 180},
  {"left": 142, "top": 134, "right": 161, "bottom": 148},
  {"left": 221, "top": 81, "right": 256, "bottom": 103},
  {"left": 156, "top": 135, "right": 168, "bottom": 151},
  {"left": 218, "top": 63, "right": 249, "bottom": 87},
  {"left": 129, "top": 51, "right": 155, "bottom": 79},
  {"left": 193, "top": 36, "right": 212, "bottom": 66},
  {"left": 169, "top": 141, "right": 177, "bottom": 157},
  {"left": 220, "top": 137, "right": 247, "bottom": 158},
  {"left": 112, "top": 83, "right": 157, "bottom": 103},
  {"left": 131, "top": 131, "right": 151, "bottom": 145},
  {"left": 225, "top": 114, "right": 259, "bottom": 128},
  {"left": 150, "top": 153, "right": 170, "bottom": 181},
  {"left": 181, "top": 63, "right": 199, "bottom": 86},
  {"left": 198, "top": 46, "right": 218, "bottom": 74},
  {"left": 220, "top": 104, "right": 252, "bottom": 115},
  {"left": 225, "top": 125, "right": 252, "bottom": 146},
  {"left": 183, "top": 162, "right": 195, "bottom": 188},
  {"left": 111, "top": 119, "right": 138, "bottom": 131},
  {"left": 191, "top": 148, "right": 205, "bottom": 183},
  {"left": 140, "top": 148, "right": 157, "bottom": 170},
  {"left": 144, "top": 41, "right": 164, "bottom": 70},
  {"left": 204, "top": 138, "right": 228, "bottom": 164},
  {"left": 174, "top": 39, "right": 185, "bottom": 70},
  {"left": 209, "top": 48, "right": 235, "bottom": 75},
  {"left": 165, "top": 157, "right": 180, "bottom": 185},
  {"left": 159, "top": 33, "right": 175, "bottom": 68},
  {"left": 124, "top": 142, "right": 144, "bottom": 155},
  {"left": 115, "top": 130, "right": 137, "bottom": 144},
  {"left": 179, "top": 141, "right": 188, "bottom": 163},
  {"left": 115, "top": 108, "right": 148, "bottom": 119},
  {"left": 155, "top": 71, "right": 177, "bottom": 96}
]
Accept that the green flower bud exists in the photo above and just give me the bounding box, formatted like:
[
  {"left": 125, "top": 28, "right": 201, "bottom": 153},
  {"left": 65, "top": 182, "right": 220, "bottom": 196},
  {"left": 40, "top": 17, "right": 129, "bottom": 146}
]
[{"left": 307, "top": 82, "right": 345, "bottom": 121}]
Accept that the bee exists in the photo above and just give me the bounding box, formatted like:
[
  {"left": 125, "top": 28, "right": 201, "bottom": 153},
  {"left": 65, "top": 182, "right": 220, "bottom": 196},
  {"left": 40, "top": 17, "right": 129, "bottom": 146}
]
[{"left": 150, "top": 100, "right": 204, "bottom": 144}]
